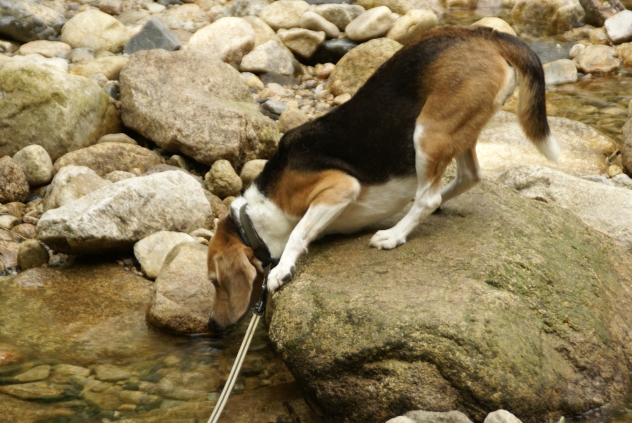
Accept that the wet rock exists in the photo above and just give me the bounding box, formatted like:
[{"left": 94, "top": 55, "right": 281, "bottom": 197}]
[
  {"left": 278, "top": 108, "right": 310, "bottom": 133},
  {"left": 405, "top": 410, "right": 473, "bottom": 423},
  {"left": 204, "top": 159, "right": 243, "bottom": 199},
  {"left": 575, "top": 44, "right": 620, "bottom": 74},
  {"left": 313, "top": 4, "right": 366, "bottom": 31},
  {"left": 83, "top": 388, "right": 123, "bottom": 410},
  {"left": 188, "top": 17, "right": 255, "bottom": 68},
  {"left": 0, "top": 157, "right": 29, "bottom": 204},
  {"left": 14, "top": 365, "right": 51, "bottom": 382},
  {"left": 119, "top": 389, "right": 161, "bottom": 406},
  {"left": 120, "top": 49, "right": 279, "bottom": 168},
  {"left": 327, "top": 37, "right": 402, "bottom": 96},
  {"left": 0, "top": 240, "right": 19, "bottom": 269},
  {"left": 17, "top": 239, "right": 49, "bottom": 271},
  {"left": 0, "top": 60, "right": 120, "bottom": 161},
  {"left": 37, "top": 171, "right": 211, "bottom": 254},
  {"left": 61, "top": 10, "right": 131, "bottom": 53},
  {"left": 17, "top": 40, "right": 71, "bottom": 58},
  {"left": 262, "top": 99, "right": 288, "bottom": 115},
  {"left": 69, "top": 55, "right": 129, "bottom": 80},
  {"left": 268, "top": 181, "right": 632, "bottom": 423},
  {"left": 11, "top": 145, "right": 54, "bottom": 187},
  {"left": 147, "top": 242, "right": 214, "bottom": 334},
  {"left": 42, "top": 166, "right": 111, "bottom": 212},
  {"left": 53, "top": 143, "right": 162, "bottom": 177},
  {"left": 0, "top": 0, "right": 66, "bottom": 43},
  {"left": 134, "top": 231, "right": 196, "bottom": 279},
  {"left": 156, "top": 376, "right": 209, "bottom": 400},
  {"left": 498, "top": 165, "right": 632, "bottom": 249},
  {"left": 260, "top": 1, "right": 311, "bottom": 30},
  {"left": 0, "top": 393, "right": 76, "bottom": 422},
  {"left": 604, "top": 9, "right": 632, "bottom": 44},
  {"left": 310, "top": 38, "right": 359, "bottom": 65},
  {"left": 346, "top": 7, "right": 397, "bottom": 43},
  {"left": 54, "top": 364, "right": 90, "bottom": 377},
  {"left": 124, "top": 16, "right": 181, "bottom": 55},
  {"left": 543, "top": 59, "right": 578, "bottom": 85},
  {"left": 94, "top": 364, "right": 131, "bottom": 382},
  {"left": 278, "top": 28, "right": 326, "bottom": 58},
  {"left": 479, "top": 111, "right": 616, "bottom": 178},
  {"left": 0, "top": 215, "right": 19, "bottom": 230},
  {"left": 240, "top": 40, "right": 295, "bottom": 75},
  {"left": 98, "top": 133, "right": 138, "bottom": 145},
  {"left": 0, "top": 382, "right": 65, "bottom": 400},
  {"left": 11, "top": 223, "right": 37, "bottom": 240},
  {"left": 511, "top": 0, "right": 585, "bottom": 34},
  {"left": 240, "top": 159, "right": 268, "bottom": 189},
  {"left": 484, "top": 410, "right": 523, "bottom": 423},
  {"left": 471, "top": 17, "right": 516, "bottom": 35},
  {"left": 301, "top": 11, "right": 340, "bottom": 39},
  {"left": 387, "top": 9, "right": 437, "bottom": 44},
  {"left": 0, "top": 344, "right": 23, "bottom": 367}
]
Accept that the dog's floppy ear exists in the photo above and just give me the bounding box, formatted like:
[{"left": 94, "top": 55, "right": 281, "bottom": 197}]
[{"left": 209, "top": 243, "right": 257, "bottom": 329}]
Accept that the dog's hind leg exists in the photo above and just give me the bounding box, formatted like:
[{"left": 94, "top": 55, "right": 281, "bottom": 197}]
[
  {"left": 370, "top": 123, "right": 446, "bottom": 250},
  {"left": 440, "top": 147, "right": 482, "bottom": 205}
]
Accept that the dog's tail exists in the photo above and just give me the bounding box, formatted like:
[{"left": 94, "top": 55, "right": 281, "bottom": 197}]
[{"left": 495, "top": 31, "right": 560, "bottom": 163}]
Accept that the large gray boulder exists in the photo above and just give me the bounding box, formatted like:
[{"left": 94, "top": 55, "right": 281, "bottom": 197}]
[
  {"left": 267, "top": 181, "right": 632, "bottom": 423},
  {"left": 0, "top": 61, "right": 120, "bottom": 161},
  {"left": 37, "top": 171, "right": 211, "bottom": 254},
  {"left": 0, "top": 0, "right": 65, "bottom": 43},
  {"left": 119, "top": 49, "right": 279, "bottom": 169},
  {"left": 497, "top": 165, "right": 632, "bottom": 250}
]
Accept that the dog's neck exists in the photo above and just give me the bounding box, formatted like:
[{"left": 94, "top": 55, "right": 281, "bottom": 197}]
[{"left": 231, "top": 187, "right": 300, "bottom": 260}]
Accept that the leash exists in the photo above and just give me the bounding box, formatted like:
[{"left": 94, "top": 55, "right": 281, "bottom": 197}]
[{"left": 206, "top": 268, "right": 270, "bottom": 423}]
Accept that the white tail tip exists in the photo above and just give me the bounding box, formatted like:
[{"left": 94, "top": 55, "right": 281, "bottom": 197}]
[{"left": 536, "top": 136, "right": 560, "bottom": 164}]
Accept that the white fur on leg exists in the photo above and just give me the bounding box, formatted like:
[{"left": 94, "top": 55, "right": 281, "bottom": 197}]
[{"left": 536, "top": 136, "right": 560, "bottom": 164}]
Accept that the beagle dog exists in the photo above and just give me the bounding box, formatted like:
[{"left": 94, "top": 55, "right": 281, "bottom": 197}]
[{"left": 207, "top": 25, "right": 559, "bottom": 330}]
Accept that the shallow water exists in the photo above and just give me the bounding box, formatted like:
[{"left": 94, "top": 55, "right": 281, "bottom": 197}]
[{"left": 1, "top": 6, "right": 632, "bottom": 423}]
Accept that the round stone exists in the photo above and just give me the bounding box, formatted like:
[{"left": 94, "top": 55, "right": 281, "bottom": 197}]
[
  {"left": 11, "top": 145, "right": 53, "bottom": 187},
  {"left": 205, "top": 160, "right": 243, "bottom": 199}
]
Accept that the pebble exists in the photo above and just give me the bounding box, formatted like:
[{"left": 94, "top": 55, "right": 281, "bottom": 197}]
[
  {"left": 310, "top": 37, "right": 358, "bottom": 65},
  {"left": 301, "top": 11, "right": 340, "bottom": 39},
  {"left": 604, "top": 10, "right": 632, "bottom": 44},
  {"left": 278, "top": 108, "right": 310, "bottom": 133},
  {"left": 61, "top": 10, "right": 131, "bottom": 53},
  {"left": 333, "top": 92, "right": 352, "bottom": 105},
  {"left": 12, "top": 145, "right": 54, "bottom": 188},
  {"left": 0, "top": 0, "right": 66, "bottom": 43},
  {"left": 98, "top": 133, "right": 138, "bottom": 145},
  {"left": 99, "top": 0, "right": 124, "bottom": 15},
  {"left": 346, "top": 6, "right": 396, "bottom": 43},
  {"left": 0, "top": 382, "right": 65, "bottom": 400},
  {"left": 260, "top": 0, "right": 311, "bottom": 31},
  {"left": 187, "top": 17, "right": 255, "bottom": 68},
  {"left": 14, "top": 365, "right": 51, "bottom": 382},
  {"left": 265, "top": 82, "right": 289, "bottom": 96},
  {"left": 278, "top": 28, "right": 326, "bottom": 58},
  {"left": 94, "top": 364, "right": 131, "bottom": 382},
  {"left": 569, "top": 43, "right": 585, "bottom": 58},
  {"left": 262, "top": 99, "right": 289, "bottom": 115},
  {"left": 205, "top": 159, "right": 242, "bottom": 199},
  {"left": 146, "top": 2, "right": 167, "bottom": 14}
]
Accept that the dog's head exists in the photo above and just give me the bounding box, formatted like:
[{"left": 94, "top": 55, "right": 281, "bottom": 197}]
[{"left": 207, "top": 213, "right": 264, "bottom": 333}]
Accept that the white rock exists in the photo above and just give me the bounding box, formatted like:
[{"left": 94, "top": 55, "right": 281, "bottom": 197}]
[
  {"left": 134, "top": 231, "right": 196, "bottom": 279},
  {"left": 0, "top": 215, "right": 19, "bottom": 230},
  {"left": 471, "top": 16, "right": 516, "bottom": 36},
  {"left": 278, "top": 28, "right": 326, "bottom": 58},
  {"left": 568, "top": 43, "right": 585, "bottom": 58},
  {"left": 37, "top": 171, "right": 212, "bottom": 254},
  {"left": 11, "top": 145, "right": 53, "bottom": 187},
  {"left": 61, "top": 10, "right": 131, "bottom": 53},
  {"left": 17, "top": 40, "right": 71, "bottom": 58},
  {"left": 11, "top": 54, "right": 68, "bottom": 72},
  {"left": 187, "top": 17, "right": 255, "bottom": 68},
  {"left": 300, "top": 11, "right": 340, "bottom": 39},
  {"left": 313, "top": 4, "right": 366, "bottom": 31},
  {"left": 543, "top": 59, "right": 578, "bottom": 85},
  {"left": 498, "top": 165, "right": 632, "bottom": 250},
  {"left": 604, "top": 10, "right": 632, "bottom": 44},
  {"left": 387, "top": 9, "right": 437, "bottom": 44},
  {"left": 239, "top": 159, "right": 267, "bottom": 189},
  {"left": 240, "top": 40, "right": 294, "bottom": 75},
  {"left": 483, "top": 410, "right": 523, "bottom": 423},
  {"left": 260, "top": 0, "right": 311, "bottom": 30},
  {"left": 146, "top": 2, "right": 166, "bottom": 14},
  {"left": 346, "top": 6, "right": 397, "bottom": 43},
  {"left": 42, "top": 166, "right": 111, "bottom": 212}
]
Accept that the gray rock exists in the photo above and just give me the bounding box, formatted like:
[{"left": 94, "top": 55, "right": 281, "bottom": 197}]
[
  {"left": 124, "top": 17, "right": 181, "bottom": 55},
  {"left": 310, "top": 37, "right": 358, "bottom": 65},
  {"left": 37, "top": 171, "right": 211, "bottom": 254},
  {"left": 240, "top": 159, "right": 267, "bottom": 189},
  {"left": 147, "top": 242, "right": 214, "bottom": 334},
  {"left": 17, "top": 239, "right": 49, "bottom": 271},
  {"left": 240, "top": 40, "right": 295, "bottom": 75},
  {"left": 498, "top": 165, "right": 632, "bottom": 249},
  {"left": 134, "top": 231, "right": 196, "bottom": 279},
  {"left": 262, "top": 99, "right": 288, "bottom": 115},
  {"left": 267, "top": 181, "right": 632, "bottom": 423},
  {"left": 42, "top": 166, "right": 111, "bottom": 212},
  {"left": 543, "top": 59, "right": 578, "bottom": 85},
  {"left": 483, "top": 410, "right": 523, "bottom": 423},
  {"left": 14, "top": 365, "right": 51, "bottom": 383},
  {"left": 82, "top": 388, "right": 123, "bottom": 410},
  {"left": 0, "top": 0, "right": 65, "bottom": 43},
  {"left": 119, "top": 49, "right": 279, "bottom": 169},
  {"left": 0, "top": 60, "right": 121, "bottom": 161},
  {"left": 405, "top": 410, "right": 473, "bottom": 423},
  {"left": 260, "top": 0, "right": 311, "bottom": 30},
  {"left": 53, "top": 364, "right": 90, "bottom": 377},
  {"left": 52, "top": 143, "right": 163, "bottom": 177},
  {"left": 346, "top": 7, "right": 397, "bottom": 43},
  {"left": 61, "top": 10, "right": 131, "bottom": 53},
  {"left": 0, "top": 157, "right": 29, "bottom": 204},
  {"left": 278, "top": 28, "right": 326, "bottom": 58},
  {"left": 204, "top": 159, "right": 242, "bottom": 199},
  {"left": 11, "top": 145, "right": 54, "bottom": 187},
  {"left": 604, "top": 9, "right": 632, "bottom": 44}
]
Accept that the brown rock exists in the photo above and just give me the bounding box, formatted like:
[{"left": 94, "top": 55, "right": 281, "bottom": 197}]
[
  {"left": 17, "top": 239, "right": 49, "bottom": 270},
  {"left": 3, "top": 202, "right": 25, "bottom": 219},
  {"left": 0, "top": 343, "right": 23, "bottom": 367},
  {"left": 11, "top": 223, "right": 38, "bottom": 240},
  {"left": 0, "top": 239, "right": 19, "bottom": 269},
  {"left": 278, "top": 109, "right": 309, "bottom": 133},
  {"left": 0, "top": 157, "right": 29, "bottom": 203}
]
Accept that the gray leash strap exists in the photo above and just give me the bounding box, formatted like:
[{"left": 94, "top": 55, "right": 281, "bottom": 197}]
[{"left": 207, "top": 270, "right": 270, "bottom": 423}]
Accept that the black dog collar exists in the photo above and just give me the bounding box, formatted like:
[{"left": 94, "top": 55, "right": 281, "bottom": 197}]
[{"left": 234, "top": 203, "right": 277, "bottom": 268}]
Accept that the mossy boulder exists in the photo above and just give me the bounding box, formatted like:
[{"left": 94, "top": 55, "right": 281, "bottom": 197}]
[
  {"left": 267, "top": 181, "right": 632, "bottom": 423},
  {"left": 0, "top": 61, "right": 120, "bottom": 161}
]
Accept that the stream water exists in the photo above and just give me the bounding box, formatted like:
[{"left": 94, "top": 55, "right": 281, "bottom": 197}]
[{"left": 1, "top": 4, "right": 631, "bottom": 423}]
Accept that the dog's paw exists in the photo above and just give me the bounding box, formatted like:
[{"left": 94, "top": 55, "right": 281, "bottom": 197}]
[
  {"left": 370, "top": 229, "right": 406, "bottom": 250},
  {"left": 267, "top": 263, "right": 296, "bottom": 294}
]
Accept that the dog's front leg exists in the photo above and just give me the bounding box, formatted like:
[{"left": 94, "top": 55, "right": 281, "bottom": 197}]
[{"left": 268, "top": 178, "right": 360, "bottom": 294}]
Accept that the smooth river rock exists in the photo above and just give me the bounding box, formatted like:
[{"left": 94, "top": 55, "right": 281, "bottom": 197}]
[
  {"left": 133, "top": 231, "right": 196, "bottom": 279},
  {"left": 37, "top": 171, "right": 211, "bottom": 254},
  {"left": 267, "top": 181, "right": 632, "bottom": 423}
]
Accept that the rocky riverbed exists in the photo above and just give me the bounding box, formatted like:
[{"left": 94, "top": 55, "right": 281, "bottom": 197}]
[{"left": 2, "top": 0, "right": 632, "bottom": 422}]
